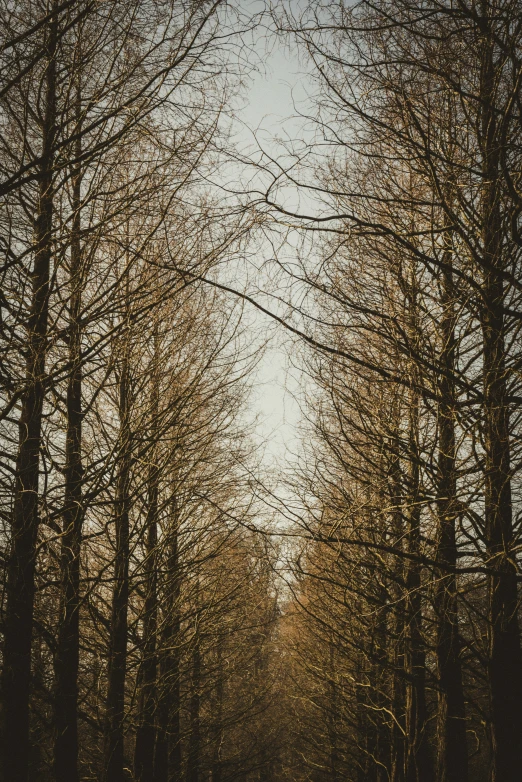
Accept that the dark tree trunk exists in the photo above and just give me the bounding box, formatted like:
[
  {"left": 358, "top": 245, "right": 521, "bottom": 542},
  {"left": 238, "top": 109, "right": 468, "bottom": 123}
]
[
  {"left": 212, "top": 638, "right": 224, "bottom": 782},
  {"left": 135, "top": 347, "right": 159, "bottom": 782},
  {"left": 479, "top": 7, "right": 522, "bottom": 780},
  {"left": 187, "top": 624, "right": 201, "bottom": 782},
  {"left": 103, "top": 356, "right": 132, "bottom": 782},
  {"left": 327, "top": 641, "right": 338, "bottom": 782},
  {"left": 1, "top": 9, "right": 58, "bottom": 781},
  {"left": 389, "top": 431, "right": 405, "bottom": 782},
  {"left": 390, "top": 635, "right": 405, "bottom": 782},
  {"left": 404, "top": 399, "right": 433, "bottom": 782},
  {"left": 433, "top": 263, "right": 467, "bottom": 782},
  {"left": 134, "top": 514, "right": 158, "bottom": 782},
  {"left": 372, "top": 589, "right": 391, "bottom": 782},
  {"left": 355, "top": 657, "right": 369, "bottom": 782},
  {"left": 154, "top": 500, "right": 182, "bottom": 782},
  {"left": 53, "top": 87, "right": 84, "bottom": 782}
]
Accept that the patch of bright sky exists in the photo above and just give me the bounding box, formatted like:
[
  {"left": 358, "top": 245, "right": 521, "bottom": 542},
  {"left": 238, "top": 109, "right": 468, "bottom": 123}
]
[{"left": 231, "top": 26, "right": 314, "bottom": 469}]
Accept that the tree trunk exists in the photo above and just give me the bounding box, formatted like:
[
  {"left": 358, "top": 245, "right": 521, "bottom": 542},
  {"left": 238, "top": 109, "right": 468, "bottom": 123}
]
[
  {"left": 134, "top": 511, "right": 158, "bottom": 782},
  {"left": 355, "top": 657, "right": 369, "bottom": 782},
  {"left": 1, "top": 9, "right": 58, "bottom": 781},
  {"left": 373, "top": 589, "right": 391, "bottom": 782},
  {"left": 433, "top": 263, "right": 467, "bottom": 782},
  {"left": 103, "top": 356, "right": 132, "bottom": 782},
  {"left": 390, "top": 635, "right": 405, "bottom": 782},
  {"left": 53, "top": 84, "right": 84, "bottom": 782},
  {"left": 479, "top": 7, "right": 522, "bottom": 780},
  {"left": 404, "top": 398, "right": 433, "bottom": 782},
  {"left": 212, "top": 638, "right": 224, "bottom": 782},
  {"left": 327, "top": 641, "right": 338, "bottom": 782},
  {"left": 187, "top": 621, "right": 201, "bottom": 782},
  {"left": 389, "top": 430, "right": 405, "bottom": 782},
  {"left": 154, "top": 498, "right": 182, "bottom": 782},
  {"left": 135, "top": 343, "right": 159, "bottom": 782}
]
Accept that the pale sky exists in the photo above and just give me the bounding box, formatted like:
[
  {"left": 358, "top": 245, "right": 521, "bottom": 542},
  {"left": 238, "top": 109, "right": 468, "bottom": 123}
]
[{"left": 232, "top": 29, "right": 312, "bottom": 469}]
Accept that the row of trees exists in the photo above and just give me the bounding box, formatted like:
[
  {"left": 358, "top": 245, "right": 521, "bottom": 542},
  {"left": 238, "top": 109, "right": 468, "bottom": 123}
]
[
  {"left": 0, "top": 3, "right": 282, "bottom": 782},
  {"left": 4, "top": 2, "right": 522, "bottom": 782},
  {"left": 257, "top": 1, "right": 522, "bottom": 782}
]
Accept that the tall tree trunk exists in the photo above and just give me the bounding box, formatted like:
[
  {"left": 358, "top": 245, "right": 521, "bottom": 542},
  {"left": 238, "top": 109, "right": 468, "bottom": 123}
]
[
  {"left": 103, "top": 354, "right": 132, "bottom": 782},
  {"left": 187, "top": 617, "right": 201, "bottom": 782},
  {"left": 390, "top": 629, "right": 405, "bottom": 782},
  {"left": 373, "top": 588, "right": 391, "bottom": 782},
  {"left": 404, "top": 397, "right": 433, "bottom": 782},
  {"left": 433, "top": 262, "right": 467, "bottom": 782},
  {"left": 135, "top": 336, "right": 159, "bottom": 782},
  {"left": 1, "top": 9, "right": 58, "bottom": 781},
  {"left": 479, "top": 7, "right": 522, "bottom": 780},
  {"left": 134, "top": 503, "right": 158, "bottom": 782},
  {"left": 212, "top": 638, "right": 224, "bottom": 782},
  {"left": 389, "top": 430, "right": 405, "bottom": 782},
  {"left": 327, "top": 641, "right": 338, "bottom": 782},
  {"left": 355, "top": 656, "right": 369, "bottom": 782},
  {"left": 154, "top": 498, "right": 182, "bottom": 782},
  {"left": 53, "top": 83, "right": 84, "bottom": 782}
]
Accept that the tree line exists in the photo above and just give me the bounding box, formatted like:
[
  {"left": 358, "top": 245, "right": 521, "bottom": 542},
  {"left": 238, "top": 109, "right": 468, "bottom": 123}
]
[
  {"left": 259, "top": 1, "right": 522, "bottom": 782},
  {"left": 0, "top": 3, "right": 281, "bottom": 782},
  {"left": 3, "top": 1, "right": 522, "bottom": 782}
]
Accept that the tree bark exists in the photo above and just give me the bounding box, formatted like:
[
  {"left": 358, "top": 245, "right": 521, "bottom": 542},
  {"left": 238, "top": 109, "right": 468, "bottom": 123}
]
[
  {"left": 388, "top": 429, "right": 405, "bottom": 782},
  {"left": 135, "top": 338, "right": 159, "bottom": 782},
  {"left": 433, "top": 262, "right": 468, "bottom": 782},
  {"left": 479, "top": 7, "right": 522, "bottom": 780},
  {"left": 187, "top": 620, "right": 201, "bottom": 782},
  {"left": 154, "top": 498, "right": 182, "bottom": 782},
  {"left": 134, "top": 507, "right": 158, "bottom": 782},
  {"left": 390, "top": 631, "right": 405, "bottom": 782},
  {"left": 53, "top": 82, "right": 84, "bottom": 782},
  {"left": 103, "top": 354, "right": 132, "bottom": 782},
  {"left": 1, "top": 8, "right": 58, "bottom": 781},
  {"left": 212, "top": 636, "right": 224, "bottom": 782},
  {"left": 327, "top": 641, "right": 338, "bottom": 782},
  {"left": 404, "top": 397, "right": 433, "bottom": 782},
  {"left": 372, "top": 589, "right": 391, "bottom": 782}
]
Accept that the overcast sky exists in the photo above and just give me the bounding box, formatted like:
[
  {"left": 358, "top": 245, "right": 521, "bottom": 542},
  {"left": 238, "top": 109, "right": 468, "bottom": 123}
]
[{"left": 231, "top": 29, "right": 312, "bottom": 469}]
